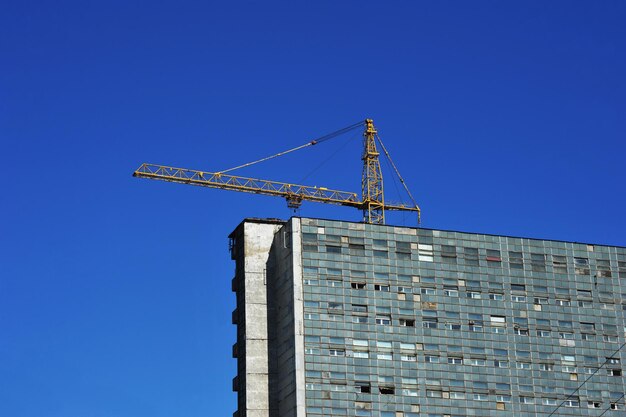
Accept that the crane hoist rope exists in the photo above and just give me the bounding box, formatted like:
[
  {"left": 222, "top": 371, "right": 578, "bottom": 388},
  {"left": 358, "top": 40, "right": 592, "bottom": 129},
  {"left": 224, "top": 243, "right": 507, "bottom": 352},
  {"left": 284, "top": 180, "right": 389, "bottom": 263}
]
[{"left": 133, "top": 119, "right": 421, "bottom": 225}]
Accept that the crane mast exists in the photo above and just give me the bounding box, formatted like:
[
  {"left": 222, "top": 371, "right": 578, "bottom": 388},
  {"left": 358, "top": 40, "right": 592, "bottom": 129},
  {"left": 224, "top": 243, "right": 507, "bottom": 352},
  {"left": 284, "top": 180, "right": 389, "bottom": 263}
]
[
  {"left": 362, "top": 119, "right": 385, "bottom": 224},
  {"left": 133, "top": 119, "right": 421, "bottom": 224}
]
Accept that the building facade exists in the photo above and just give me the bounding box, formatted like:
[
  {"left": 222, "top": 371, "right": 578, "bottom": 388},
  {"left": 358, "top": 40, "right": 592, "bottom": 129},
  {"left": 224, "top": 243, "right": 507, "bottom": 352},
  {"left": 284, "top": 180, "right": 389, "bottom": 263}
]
[{"left": 230, "top": 217, "right": 626, "bottom": 417}]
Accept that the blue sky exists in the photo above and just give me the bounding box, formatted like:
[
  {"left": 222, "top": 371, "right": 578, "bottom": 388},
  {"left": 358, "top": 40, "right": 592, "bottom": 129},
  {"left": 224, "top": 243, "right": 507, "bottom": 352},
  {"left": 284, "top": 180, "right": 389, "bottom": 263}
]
[{"left": 1, "top": 1, "right": 625, "bottom": 416}]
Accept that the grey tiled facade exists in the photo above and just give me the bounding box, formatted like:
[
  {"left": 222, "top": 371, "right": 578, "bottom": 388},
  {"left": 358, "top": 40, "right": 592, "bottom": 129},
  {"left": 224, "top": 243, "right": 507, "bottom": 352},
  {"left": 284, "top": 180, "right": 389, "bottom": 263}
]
[{"left": 231, "top": 217, "right": 626, "bottom": 417}]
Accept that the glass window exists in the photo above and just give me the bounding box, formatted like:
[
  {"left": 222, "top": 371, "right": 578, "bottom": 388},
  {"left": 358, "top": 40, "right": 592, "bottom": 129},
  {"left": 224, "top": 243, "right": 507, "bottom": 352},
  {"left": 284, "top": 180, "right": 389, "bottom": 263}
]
[
  {"left": 580, "top": 322, "right": 595, "bottom": 331},
  {"left": 511, "top": 284, "right": 525, "bottom": 292},
  {"left": 574, "top": 257, "right": 590, "bottom": 275},
  {"left": 423, "top": 318, "right": 438, "bottom": 329},
  {"left": 536, "top": 318, "right": 550, "bottom": 327},
  {"left": 373, "top": 239, "right": 387, "bottom": 248},
  {"left": 326, "top": 243, "right": 342, "bottom": 254},
  {"left": 399, "top": 318, "right": 415, "bottom": 327},
  {"left": 490, "top": 315, "right": 506, "bottom": 324},
  {"left": 466, "top": 279, "right": 481, "bottom": 288},
  {"left": 348, "top": 243, "right": 365, "bottom": 256},
  {"left": 464, "top": 247, "right": 479, "bottom": 266},
  {"left": 352, "top": 305, "right": 368, "bottom": 314},
  {"left": 426, "top": 390, "right": 442, "bottom": 398},
  {"left": 327, "top": 279, "right": 341, "bottom": 287},
  {"left": 466, "top": 358, "right": 485, "bottom": 366},
  {"left": 418, "top": 244, "right": 434, "bottom": 262},
  {"left": 509, "top": 251, "right": 523, "bottom": 269},
  {"left": 530, "top": 253, "right": 546, "bottom": 272},
  {"left": 444, "top": 286, "right": 458, "bottom": 297},
  {"left": 562, "top": 354, "right": 576, "bottom": 363},
  {"left": 395, "top": 241, "right": 411, "bottom": 252},
  {"left": 302, "top": 232, "right": 317, "bottom": 242},
  {"left": 376, "top": 341, "right": 392, "bottom": 349},
  {"left": 486, "top": 249, "right": 502, "bottom": 263},
  {"left": 552, "top": 255, "right": 568, "bottom": 273},
  {"left": 597, "top": 259, "right": 612, "bottom": 277},
  {"left": 444, "top": 322, "right": 461, "bottom": 330},
  {"left": 441, "top": 245, "right": 456, "bottom": 258}
]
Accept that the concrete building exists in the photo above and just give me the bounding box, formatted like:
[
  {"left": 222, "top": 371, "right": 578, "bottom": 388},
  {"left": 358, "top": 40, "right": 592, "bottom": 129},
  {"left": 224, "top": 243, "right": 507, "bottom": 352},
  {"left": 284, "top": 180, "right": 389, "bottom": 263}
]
[{"left": 230, "top": 217, "right": 626, "bottom": 417}]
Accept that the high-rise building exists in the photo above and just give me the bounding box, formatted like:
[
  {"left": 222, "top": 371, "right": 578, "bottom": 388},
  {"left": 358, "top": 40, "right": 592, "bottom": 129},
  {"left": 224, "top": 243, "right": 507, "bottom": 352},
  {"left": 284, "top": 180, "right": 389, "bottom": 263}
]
[{"left": 229, "top": 217, "right": 626, "bottom": 417}]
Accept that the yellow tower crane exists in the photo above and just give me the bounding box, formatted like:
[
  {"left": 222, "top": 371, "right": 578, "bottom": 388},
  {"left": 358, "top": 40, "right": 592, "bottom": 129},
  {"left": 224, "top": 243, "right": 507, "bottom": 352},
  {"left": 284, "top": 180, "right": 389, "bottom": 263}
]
[{"left": 133, "top": 119, "right": 420, "bottom": 224}]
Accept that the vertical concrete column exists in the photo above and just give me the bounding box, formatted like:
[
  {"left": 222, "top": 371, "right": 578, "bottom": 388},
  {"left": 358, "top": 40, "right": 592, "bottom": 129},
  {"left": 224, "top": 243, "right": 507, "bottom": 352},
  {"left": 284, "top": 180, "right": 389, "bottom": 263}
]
[
  {"left": 289, "top": 218, "right": 306, "bottom": 417},
  {"left": 241, "top": 222, "right": 283, "bottom": 417}
]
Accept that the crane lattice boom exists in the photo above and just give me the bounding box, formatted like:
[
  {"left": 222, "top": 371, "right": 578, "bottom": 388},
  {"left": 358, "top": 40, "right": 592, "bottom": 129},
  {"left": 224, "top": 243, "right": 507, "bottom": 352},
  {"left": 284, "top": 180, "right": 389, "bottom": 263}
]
[{"left": 133, "top": 163, "right": 360, "bottom": 208}]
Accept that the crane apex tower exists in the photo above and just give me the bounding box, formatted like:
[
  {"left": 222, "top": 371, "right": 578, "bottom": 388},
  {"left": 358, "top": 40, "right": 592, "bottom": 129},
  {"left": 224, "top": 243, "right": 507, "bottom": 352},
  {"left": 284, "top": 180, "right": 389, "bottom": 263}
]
[{"left": 230, "top": 217, "right": 626, "bottom": 417}]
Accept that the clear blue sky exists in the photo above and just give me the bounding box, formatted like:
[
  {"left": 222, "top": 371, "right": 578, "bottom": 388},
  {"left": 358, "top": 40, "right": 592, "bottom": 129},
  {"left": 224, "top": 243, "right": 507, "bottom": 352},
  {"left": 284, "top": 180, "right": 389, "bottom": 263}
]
[{"left": 1, "top": 1, "right": 625, "bottom": 416}]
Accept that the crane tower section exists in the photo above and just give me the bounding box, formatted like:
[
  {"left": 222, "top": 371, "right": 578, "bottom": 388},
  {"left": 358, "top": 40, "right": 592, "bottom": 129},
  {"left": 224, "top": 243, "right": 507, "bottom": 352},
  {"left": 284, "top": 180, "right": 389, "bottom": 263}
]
[{"left": 362, "top": 119, "right": 384, "bottom": 224}]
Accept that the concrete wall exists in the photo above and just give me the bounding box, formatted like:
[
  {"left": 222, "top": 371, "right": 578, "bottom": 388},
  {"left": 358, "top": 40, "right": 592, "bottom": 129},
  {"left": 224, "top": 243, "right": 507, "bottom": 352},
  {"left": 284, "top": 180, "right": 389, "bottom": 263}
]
[
  {"left": 231, "top": 220, "right": 284, "bottom": 417},
  {"left": 266, "top": 218, "right": 305, "bottom": 417}
]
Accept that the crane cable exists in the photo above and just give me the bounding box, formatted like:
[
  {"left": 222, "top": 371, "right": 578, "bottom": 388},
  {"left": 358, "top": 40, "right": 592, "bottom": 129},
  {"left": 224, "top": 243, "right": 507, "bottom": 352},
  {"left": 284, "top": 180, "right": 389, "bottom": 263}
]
[
  {"left": 375, "top": 134, "right": 421, "bottom": 222},
  {"left": 299, "top": 130, "right": 359, "bottom": 183},
  {"left": 217, "top": 120, "right": 365, "bottom": 174},
  {"left": 381, "top": 149, "right": 406, "bottom": 225}
]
